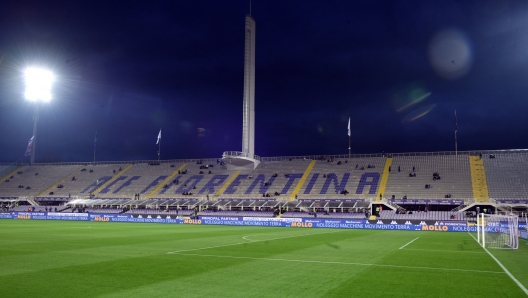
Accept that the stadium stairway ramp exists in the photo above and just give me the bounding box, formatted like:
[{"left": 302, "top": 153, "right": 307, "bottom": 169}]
[
  {"left": 35, "top": 166, "right": 85, "bottom": 197},
  {"left": 469, "top": 156, "right": 490, "bottom": 203},
  {"left": 26, "top": 197, "right": 38, "bottom": 206},
  {"left": 91, "top": 164, "right": 133, "bottom": 196},
  {"left": 215, "top": 170, "right": 241, "bottom": 197},
  {"left": 376, "top": 157, "right": 392, "bottom": 202},
  {"left": 289, "top": 160, "right": 317, "bottom": 201},
  {"left": 145, "top": 164, "right": 187, "bottom": 199}
]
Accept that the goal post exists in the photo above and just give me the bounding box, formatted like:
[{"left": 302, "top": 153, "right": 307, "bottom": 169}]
[{"left": 476, "top": 213, "right": 519, "bottom": 249}]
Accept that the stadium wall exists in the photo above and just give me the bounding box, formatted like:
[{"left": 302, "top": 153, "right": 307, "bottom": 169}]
[{"left": 1, "top": 212, "right": 526, "bottom": 237}]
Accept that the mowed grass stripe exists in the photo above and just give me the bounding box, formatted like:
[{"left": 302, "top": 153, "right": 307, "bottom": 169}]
[
  {"left": 0, "top": 222, "right": 274, "bottom": 276},
  {"left": 173, "top": 252, "right": 504, "bottom": 274},
  {"left": 1, "top": 220, "right": 528, "bottom": 298}
]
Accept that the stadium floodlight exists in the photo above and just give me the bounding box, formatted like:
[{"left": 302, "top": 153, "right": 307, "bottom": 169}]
[
  {"left": 24, "top": 67, "right": 54, "bottom": 164},
  {"left": 24, "top": 68, "right": 54, "bottom": 102}
]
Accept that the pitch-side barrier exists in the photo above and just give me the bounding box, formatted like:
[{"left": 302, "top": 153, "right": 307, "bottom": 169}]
[{"left": 1, "top": 212, "right": 527, "bottom": 238}]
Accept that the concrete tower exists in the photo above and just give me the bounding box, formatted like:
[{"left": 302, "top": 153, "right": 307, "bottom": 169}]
[
  {"left": 222, "top": 12, "right": 260, "bottom": 170},
  {"left": 242, "top": 15, "right": 256, "bottom": 159}
]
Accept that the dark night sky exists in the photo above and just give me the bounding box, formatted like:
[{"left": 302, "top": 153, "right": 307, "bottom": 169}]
[{"left": 1, "top": 0, "right": 528, "bottom": 163}]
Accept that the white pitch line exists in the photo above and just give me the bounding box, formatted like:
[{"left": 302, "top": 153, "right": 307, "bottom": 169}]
[
  {"left": 242, "top": 236, "right": 256, "bottom": 241},
  {"left": 469, "top": 233, "right": 528, "bottom": 295},
  {"left": 399, "top": 237, "right": 419, "bottom": 249},
  {"left": 166, "top": 231, "right": 339, "bottom": 254},
  {"left": 172, "top": 252, "right": 504, "bottom": 275},
  {"left": 402, "top": 248, "right": 485, "bottom": 254}
]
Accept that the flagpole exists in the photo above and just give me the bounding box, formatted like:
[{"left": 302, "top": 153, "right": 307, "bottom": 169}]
[
  {"left": 347, "top": 117, "right": 351, "bottom": 159},
  {"left": 348, "top": 136, "right": 351, "bottom": 159},
  {"left": 94, "top": 132, "right": 96, "bottom": 163},
  {"left": 158, "top": 128, "right": 161, "bottom": 162},
  {"left": 30, "top": 104, "right": 39, "bottom": 165},
  {"left": 455, "top": 110, "right": 458, "bottom": 157}
]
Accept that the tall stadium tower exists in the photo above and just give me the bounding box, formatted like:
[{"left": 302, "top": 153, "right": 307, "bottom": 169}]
[
  {"left": 223, "top": 13, "right": 260, "bottom": 169},
  {"left": 242, "top": 14, "right": 255, "bottom": 160}
]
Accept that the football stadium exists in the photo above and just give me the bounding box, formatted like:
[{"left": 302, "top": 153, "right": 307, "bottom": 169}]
[
  {"left": 1, "top": 151, "right": 528, "bottom": 297},
  {"left": 2, "top": 2, "right": 528, "bottom": 298}
]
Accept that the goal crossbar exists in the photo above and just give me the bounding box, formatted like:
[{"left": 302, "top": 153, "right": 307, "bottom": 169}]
[{"left": 475, "top": 214, "right": 519, "bottom": 250}]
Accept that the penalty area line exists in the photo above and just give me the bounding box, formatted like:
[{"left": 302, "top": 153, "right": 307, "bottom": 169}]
[
  {"left": 399, "top": 237, "right": 419, "bottom": 249},
  {"left": 171, "top": 252, "right": 504, "bottom": 275},
  {"left": 469, "top": 233, "right": 528, "bottom": 295},
  {"left": 402, "top": 248, "right": 485, "bottom": 254}
]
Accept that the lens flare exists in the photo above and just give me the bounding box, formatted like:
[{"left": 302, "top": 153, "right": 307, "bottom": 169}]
[
  {"left": 396, "top": 92, "right": 431, "bottom": 113},
  {"left": 401, "top": 104, "right": 436, "bottom": 123},
  {"left": 428, "top": 29, "right": 473, "bottom": 80}
]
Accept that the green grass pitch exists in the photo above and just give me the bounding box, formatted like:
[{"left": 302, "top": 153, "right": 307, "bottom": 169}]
[{"left": 1, "top": 220, "right": 527, "bottom": 297}]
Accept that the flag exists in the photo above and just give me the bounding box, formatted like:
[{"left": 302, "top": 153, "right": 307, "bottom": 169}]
[
  {"left": 347, "top": 117, "right": 351, "bottom": 137},
  {"left": 24, "top": 136, "right": 34, "bottom": 156},
  {"left": 156, "top": 129, "right": 161, "bottom": 144},
  {"left": 94, "top": 132, "right": 97, "bottom": 149}
]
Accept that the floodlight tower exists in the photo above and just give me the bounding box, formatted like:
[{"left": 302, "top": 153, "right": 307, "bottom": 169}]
[
  {"left": 242, "top": 14, "right": 256, "bottom": 160},
  {"left": 24, "top": 68, "right": 54, "bottom": 164},
  {"left": 222, "top": 8, "right": 259, "bottom": 170}
]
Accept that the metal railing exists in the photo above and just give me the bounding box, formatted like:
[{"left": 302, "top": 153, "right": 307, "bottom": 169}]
[
  {"left": 4, "top": 148, "right": 528, "bottom": 168},
  {"left": 222, "top": 151, "right": 261, "bottom": 161}
]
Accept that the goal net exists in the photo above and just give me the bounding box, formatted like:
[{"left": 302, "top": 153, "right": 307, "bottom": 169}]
[{"left": 473, "top": 214, "right": 519, "bottom": 249}]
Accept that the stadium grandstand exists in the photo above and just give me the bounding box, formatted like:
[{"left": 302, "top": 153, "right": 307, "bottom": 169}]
[{"left": 1, "top": 149, "right": 527, "bottom": 222}]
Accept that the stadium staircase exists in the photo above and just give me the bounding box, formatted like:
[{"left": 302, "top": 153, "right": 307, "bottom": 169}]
[
  {"left": 376, "top": 157, "right": 392, "bottom": 202},
  {"left": 35, "top": 166, "right": 84, "bottom": 197},
  {"left": 215, "top": 170, "right": 241, "bottom": 196},
  {"left": 290, "top": 160, "right": 317, "bottom": 201},
  {"left": 145, "top": 163, "right": 187, "bottom": 199},
  {"left": 451, "top": 204, "right": 467, "bottom": 212},
  {"left": 90, "top": 164, "right": 133, "bottom": 196},
  {"left": 26, "top": 197, "right": 38, "bottom": 206},
  {"left": 384, "top": 200, "right": 403, "bottom": 212},
  {"left": 469, "top": 156, "right": 490, "bottom": 203}
]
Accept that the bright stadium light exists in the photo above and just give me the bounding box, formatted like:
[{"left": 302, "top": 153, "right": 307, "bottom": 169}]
[
  {"left": 24, "top": 68, "right": 54, "bottom": 102},
  {"left": 24, "top": 67, "right": 54, "bottom": 164}
]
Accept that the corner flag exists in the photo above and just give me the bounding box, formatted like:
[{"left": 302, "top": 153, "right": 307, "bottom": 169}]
[
  {"left": 347, "top": 117, "right": 351, "bottom": 136},
  {"left": 156, "top": 129, "right": 161, "bottom": 144}
]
